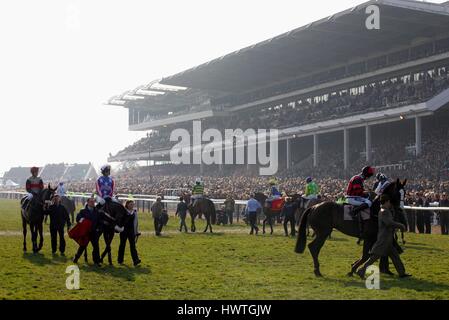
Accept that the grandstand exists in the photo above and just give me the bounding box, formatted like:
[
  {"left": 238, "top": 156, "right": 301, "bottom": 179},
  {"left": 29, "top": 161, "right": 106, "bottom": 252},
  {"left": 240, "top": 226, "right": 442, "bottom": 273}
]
[{"left": 107, "top": 0, "right": 449, "bottom": 180}]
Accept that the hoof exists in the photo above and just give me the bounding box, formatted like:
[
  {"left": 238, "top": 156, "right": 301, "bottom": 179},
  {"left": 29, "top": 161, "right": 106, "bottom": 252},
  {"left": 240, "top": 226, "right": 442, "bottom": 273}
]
[
  {"left": 314, "top": 270, "right": 323, "bottom": 277},
  {"left": 347, "top": 272, "right": 354, "bottom": 277}
]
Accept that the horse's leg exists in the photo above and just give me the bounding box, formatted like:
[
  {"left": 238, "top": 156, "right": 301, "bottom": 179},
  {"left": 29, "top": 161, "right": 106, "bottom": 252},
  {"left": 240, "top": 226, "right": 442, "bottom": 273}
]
[
  {"left": 203, "top": 215, "right": 210, "bottom": 233},
  {"left": 37, "top": 222, "right": 44, "bottom": 251},
  {"left": 31, "top": 223, "right": 38, "bottom": 253},
  {"left": 22, "top": 216, "right": 27, "bottom": 252},
  {"left": 191, "top": 214, "right": 196, "bottom": 233},
  {"left": 107, "top": 233, "right": 113, "bottom": 265},
  {"left": 308, "top": 231, "right": 330, "bottom": 277},
  {"left": 348, "top": 239, "right": 373, "bottom": 277},
  {"left": 269, "top": 217, "right": 274, "bottom": 235},
  {"left": 84, "top": 247, "right": 88, "bottom": 263},
  {"left": 100, "top": 234, "right": 108, "bottom": 263},
  {"left": 262, "top": 218, "right": 266, "bottom": 234}
]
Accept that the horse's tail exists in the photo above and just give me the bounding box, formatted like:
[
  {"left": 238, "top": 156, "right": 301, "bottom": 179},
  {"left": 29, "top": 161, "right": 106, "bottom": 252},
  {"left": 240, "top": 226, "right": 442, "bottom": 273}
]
[
  {"left": 295, "top": 207, "right": 311, "bottom": 254},
  {"left": 210, "top": 201, "right": 216, "bottom": 225}
]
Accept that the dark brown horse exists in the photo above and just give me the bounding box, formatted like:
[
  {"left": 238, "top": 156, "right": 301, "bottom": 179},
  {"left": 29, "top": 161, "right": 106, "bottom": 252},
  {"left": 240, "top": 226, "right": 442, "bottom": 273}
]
[
  {"left": 98, "top": 200, "right": 130, "bottom": 265},
  {"left": 188, "top": 198, "right": 216, "bottom": 233},
  {"left": 295, "top": 179, "right": 406, "bottom": 277},
  {"left": 21, "top": 185, "right": 56, "bottom": 253}
]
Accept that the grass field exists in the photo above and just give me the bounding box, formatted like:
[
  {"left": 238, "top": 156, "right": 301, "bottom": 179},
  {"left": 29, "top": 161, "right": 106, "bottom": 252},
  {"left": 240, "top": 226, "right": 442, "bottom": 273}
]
[{"left": 1, "top": 199, "right": 449, "bottom": 300}]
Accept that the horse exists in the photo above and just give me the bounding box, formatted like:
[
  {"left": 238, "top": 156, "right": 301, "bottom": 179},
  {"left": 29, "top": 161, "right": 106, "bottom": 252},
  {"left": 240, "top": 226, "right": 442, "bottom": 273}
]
[
  {"left": 60, "top": 196, "right": 76, "bottom": 224},
  {"left": 98, "top": 199, "right": 130, "bottom": 265},
  {"left": 188, "top": 197, "right": 216, "bottom": 233},
  {"left": 20, "top": 185, "right": 57, "bottom": 253},
  {"left": 254, "top": 192, "right": 283, "bottom": 235},
  {"left": 294, "top": 179, "right": 407, "bottom": 277}
]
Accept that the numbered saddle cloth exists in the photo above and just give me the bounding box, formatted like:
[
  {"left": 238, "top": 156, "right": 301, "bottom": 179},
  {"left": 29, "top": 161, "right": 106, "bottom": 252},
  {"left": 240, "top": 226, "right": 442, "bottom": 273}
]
[
  {"left": 68, "top": 219, "right": 92, "bottom": 246},
  {"left": 343, "top": 205, "right": 371, "bottom": 221}
]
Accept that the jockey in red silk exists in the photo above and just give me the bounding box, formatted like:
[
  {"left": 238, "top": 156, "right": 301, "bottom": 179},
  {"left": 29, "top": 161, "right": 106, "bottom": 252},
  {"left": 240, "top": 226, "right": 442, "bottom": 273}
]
[
  {"left": 96, "top": 164, "right": 115, "bottom": 205},
  {"left": 346, "top": 166, "right": 375, "bottom": 215},
  {"left": 25, "top": 167, "right": 44, "bottom": 201}
]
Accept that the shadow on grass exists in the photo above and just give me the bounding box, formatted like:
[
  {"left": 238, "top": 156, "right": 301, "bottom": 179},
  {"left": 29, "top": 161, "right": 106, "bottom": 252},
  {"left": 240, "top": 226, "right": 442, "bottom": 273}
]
[
  {"left": 22, "top": 252, "right": 53, "bottom": 266},
  {"left": 403, "top": 244, "right": 444, "bottom": 252},
  {"left": 79, "top": 264, "right": 151, "bottom": 281}
]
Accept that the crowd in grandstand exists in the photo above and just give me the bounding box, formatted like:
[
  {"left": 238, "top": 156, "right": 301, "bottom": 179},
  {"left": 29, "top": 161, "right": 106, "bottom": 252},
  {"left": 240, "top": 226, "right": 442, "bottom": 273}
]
[{"left": 112, "top": 66, "right": 449, "bottom": 157}]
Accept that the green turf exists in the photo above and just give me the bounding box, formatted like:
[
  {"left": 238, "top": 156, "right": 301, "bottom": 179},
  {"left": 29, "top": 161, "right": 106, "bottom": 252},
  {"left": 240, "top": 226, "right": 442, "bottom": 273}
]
[{"left": 1, "top": 199, "right": 449, "bottom": 300}]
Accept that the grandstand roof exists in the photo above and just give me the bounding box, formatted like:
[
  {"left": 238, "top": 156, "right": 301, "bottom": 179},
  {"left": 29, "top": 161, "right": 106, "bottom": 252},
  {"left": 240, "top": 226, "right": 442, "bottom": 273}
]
[{"left": 160, "top": 0, "right": 449, "bottom": 93}]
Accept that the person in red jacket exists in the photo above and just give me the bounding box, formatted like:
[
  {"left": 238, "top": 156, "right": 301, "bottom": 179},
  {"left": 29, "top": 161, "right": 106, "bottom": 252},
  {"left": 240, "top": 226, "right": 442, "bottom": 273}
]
[
  {"left": 23, "top": 167, "right": 44, "bottom": 210},
  {"left": 346, "top": 166, "right": 376, "bottom": 216}
]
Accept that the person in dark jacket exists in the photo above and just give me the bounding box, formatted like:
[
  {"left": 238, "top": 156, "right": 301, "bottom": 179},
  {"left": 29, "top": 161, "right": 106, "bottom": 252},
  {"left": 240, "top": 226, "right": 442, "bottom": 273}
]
[
  {"left": 175, "top": 197, "right": 189, "bottom": 232},
  {"left": 356, "top": 194, "right": 411, "bottom": 279},
  {"left": 440, "top": 193, "right": 449, "bottom": 235},
  {"left": 73, "top": 197, "right": 102, "bottom": 265},
  {"left": 281, "top": 197, "right": 297, "bottom": 236},
  {"left": 224, "top": 196, "right": 235, "bottom": 225},
  {"left": 151, "top": 197, "right": 164, "bottom": 236},
  {"left": 118, "top": 200, "right": 141, "bottom": 266},
  {"left": 46, "top": 195, "right": 71, "bottom": 255}
]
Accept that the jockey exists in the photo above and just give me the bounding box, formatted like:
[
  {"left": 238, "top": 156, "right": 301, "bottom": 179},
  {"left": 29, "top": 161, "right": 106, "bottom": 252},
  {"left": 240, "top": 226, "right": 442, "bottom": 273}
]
[
  {"left": 25, "top": 167, "right": 44, "bottom": 202},
  {"left": 191, "top": 177, "right": 204, "bottom": 206},
  {"left": 303, "top": 177, "right": 319, "bottom": 207},
  {"left": 374, "top": 173, "right": 390, "bottom": 196},
  {"left": 95, "top": 164, "right": 115, "bottom": 206},
  {"left": 56, "top": 182, "right": 66, "bottom": 198},
  {"left": 268, "top": 178, "right": 282, "bottom": 199},
  {"left": 346, "top": 166, "right": 376, "bottom": 216}
]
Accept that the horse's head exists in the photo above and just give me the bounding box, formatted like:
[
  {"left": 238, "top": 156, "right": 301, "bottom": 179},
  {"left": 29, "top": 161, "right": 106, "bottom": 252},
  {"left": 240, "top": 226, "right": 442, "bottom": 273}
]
[
  {"left": 98, "top": 200, "right": 129, "bottom": 231},
  {"left": 383, "top": 179, "right": 407, "bottom": 210},
  {"left": 32, "top": 184, "right": 57, "bottom": 210}
]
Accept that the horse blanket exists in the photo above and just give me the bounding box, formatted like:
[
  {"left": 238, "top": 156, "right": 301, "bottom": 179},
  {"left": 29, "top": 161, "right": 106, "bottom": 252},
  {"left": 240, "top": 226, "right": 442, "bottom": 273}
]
[{"left": 68, "top": 219, "right": 92, "bottom": 246}]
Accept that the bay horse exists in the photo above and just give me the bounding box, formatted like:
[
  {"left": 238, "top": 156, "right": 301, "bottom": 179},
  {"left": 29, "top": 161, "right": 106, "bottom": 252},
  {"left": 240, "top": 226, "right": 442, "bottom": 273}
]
[
  {"left": 295, "top": 179, "right": 407, "bottom": 277},
  {"left": 188, "top": 197, "right": 216, "bottom": 233},
  {"left": 21, "top": 185, "right": 57, "bottom": 253}
]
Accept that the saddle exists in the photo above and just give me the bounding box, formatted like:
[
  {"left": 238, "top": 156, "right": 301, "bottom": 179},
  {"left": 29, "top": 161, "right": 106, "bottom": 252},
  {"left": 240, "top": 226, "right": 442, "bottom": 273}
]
[{"left": 343, "top": 204, "right": 371, "bottom": 221}]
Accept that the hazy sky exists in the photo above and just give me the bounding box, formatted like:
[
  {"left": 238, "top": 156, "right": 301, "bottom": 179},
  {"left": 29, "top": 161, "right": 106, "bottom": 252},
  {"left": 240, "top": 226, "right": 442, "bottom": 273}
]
[{"left": 0, "top": 0, "right": 441, "bottom": 176}]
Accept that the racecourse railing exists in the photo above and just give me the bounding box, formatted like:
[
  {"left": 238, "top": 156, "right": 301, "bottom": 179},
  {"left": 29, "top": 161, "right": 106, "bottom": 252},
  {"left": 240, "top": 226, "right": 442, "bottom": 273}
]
[
  {"left": 0, "top": 191, "right": 249, "bottom": 221},
  {"left": 2, "top": 191, "right": 448, "bottom": 215}
]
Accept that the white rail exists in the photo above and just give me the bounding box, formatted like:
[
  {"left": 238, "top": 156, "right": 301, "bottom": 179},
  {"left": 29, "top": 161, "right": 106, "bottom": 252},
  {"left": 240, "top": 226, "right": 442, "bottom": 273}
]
[{"left": 1, "top": 191, "right": 448, "bottom": 209}]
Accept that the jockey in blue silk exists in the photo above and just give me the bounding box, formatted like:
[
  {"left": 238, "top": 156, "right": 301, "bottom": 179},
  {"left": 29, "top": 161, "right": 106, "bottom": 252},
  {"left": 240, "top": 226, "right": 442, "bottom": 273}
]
[
  {"left": 96, "top": 164, "right": 115, "bottom": 205},
  {"left": 269, "top": 178, "right": 281, "bottom": 199}
]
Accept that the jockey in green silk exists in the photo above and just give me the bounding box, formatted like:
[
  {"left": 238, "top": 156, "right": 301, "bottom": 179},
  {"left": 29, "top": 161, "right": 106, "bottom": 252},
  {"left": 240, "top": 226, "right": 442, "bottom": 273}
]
[{"left": 303, "top": 177, "right": 319, "bottom": 207}]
